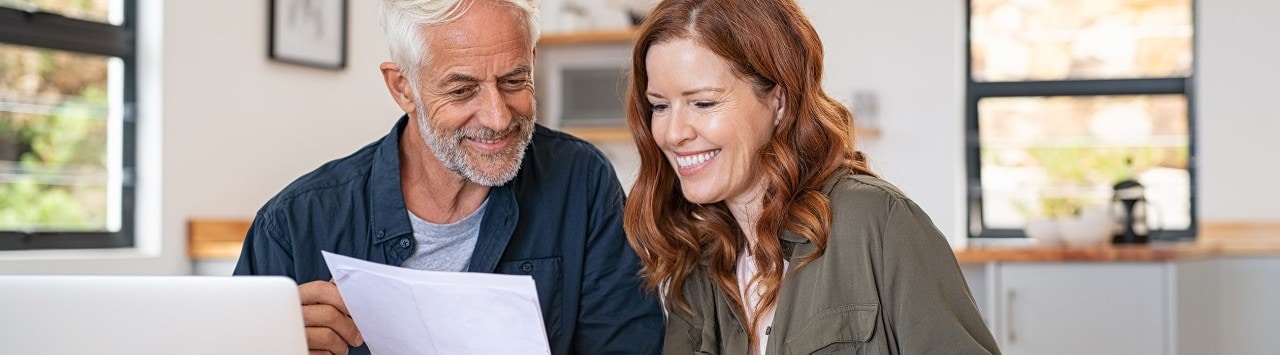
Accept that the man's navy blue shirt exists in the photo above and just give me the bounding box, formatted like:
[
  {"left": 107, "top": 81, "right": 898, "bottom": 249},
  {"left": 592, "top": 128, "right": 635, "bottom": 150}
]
[{"left": 234, "top": 115, "right": 663, "bottom": 354}]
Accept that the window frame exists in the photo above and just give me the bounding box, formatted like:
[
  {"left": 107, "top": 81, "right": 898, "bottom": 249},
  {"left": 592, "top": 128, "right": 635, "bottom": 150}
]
[
  {"left": 0, "top": 2, "right": 138, "bottom": 250},
  {"left": 963, "top": 1, "right": 1198, "bottom": 241}
]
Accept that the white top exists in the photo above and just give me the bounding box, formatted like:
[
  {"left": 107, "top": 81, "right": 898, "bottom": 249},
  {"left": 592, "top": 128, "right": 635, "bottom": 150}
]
[{"left": 737, "top": 250, "right": 789, "bottom": 355}]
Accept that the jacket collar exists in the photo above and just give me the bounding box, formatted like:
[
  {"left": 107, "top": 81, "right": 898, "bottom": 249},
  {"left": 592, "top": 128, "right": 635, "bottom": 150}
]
[
  {"left": 369, "top": 115, "right": 414, "bottom": 243},
  {"left": 779, "top": 171, "right": 852, "bottom": 261},
  {"left": 468, "top": 185, "right": 518, "bottom": 273}
]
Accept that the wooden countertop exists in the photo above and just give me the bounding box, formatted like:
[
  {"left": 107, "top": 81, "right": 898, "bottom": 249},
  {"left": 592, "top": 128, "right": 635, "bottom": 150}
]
[
  {"left": 953, "top": 243, "right": 1213, "bottom": 263},
  {"left": 954, "top": 221, "right": 1280, "bottom": 263}
]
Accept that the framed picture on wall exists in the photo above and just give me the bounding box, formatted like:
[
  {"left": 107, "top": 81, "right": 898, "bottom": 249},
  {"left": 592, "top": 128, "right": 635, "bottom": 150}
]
[{"left": 269, "top": 0, "right": 348, "bottom": 69}]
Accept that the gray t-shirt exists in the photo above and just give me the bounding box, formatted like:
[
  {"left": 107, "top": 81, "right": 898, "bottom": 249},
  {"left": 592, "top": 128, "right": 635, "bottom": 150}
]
[{"left": 400, "top": 197, "right": 488, "bottom": 272}]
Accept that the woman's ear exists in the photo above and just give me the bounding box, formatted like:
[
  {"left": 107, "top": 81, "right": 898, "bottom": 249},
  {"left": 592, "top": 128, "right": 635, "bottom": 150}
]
[
  {"left": 770, "top": 86, "right": 786, "bottom": 127},
  {"left": 380, "top": 62, "right": 417, "bottom": 114}
]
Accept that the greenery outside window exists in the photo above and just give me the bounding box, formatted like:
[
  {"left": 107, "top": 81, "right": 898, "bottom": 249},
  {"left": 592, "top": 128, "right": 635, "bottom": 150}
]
[
  {"left": 0, "top": 0, "right": 137, "bottom": 250},
  {"left": 965, "top": 0, "right": 1196, "bottom": 240}
]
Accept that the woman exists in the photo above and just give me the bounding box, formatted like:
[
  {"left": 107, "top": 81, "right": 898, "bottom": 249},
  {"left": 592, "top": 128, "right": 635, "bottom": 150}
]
[{"left": 622, "top": 0, "right": 1001, "bottom": 354}]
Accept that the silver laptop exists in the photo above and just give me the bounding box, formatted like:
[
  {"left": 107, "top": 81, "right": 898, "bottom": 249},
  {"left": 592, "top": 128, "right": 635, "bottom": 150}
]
[{"left": 0, "top": 275, "right": 307, "bottom": 355}]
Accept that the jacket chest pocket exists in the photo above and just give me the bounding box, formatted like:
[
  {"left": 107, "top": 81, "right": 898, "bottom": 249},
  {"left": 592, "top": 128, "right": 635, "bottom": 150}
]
[
  {"left": 694, "top": 316, "right": 721, "bottom": 355},
  {"left": 497, "top": 257, "right": 563, "bottom": 339},
  {"left": 785, "top": 304, "right": 878, "bottom": 354}
]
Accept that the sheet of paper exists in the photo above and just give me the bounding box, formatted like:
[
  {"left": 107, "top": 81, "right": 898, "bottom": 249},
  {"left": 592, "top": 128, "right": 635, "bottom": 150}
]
[{"left": 322, "top": 251, "right": 551, "bottom": 355}]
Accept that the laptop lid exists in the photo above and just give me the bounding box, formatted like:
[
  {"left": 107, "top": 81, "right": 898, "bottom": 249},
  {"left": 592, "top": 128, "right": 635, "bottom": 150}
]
[{"left": 0, "top": 275, "right": 307, "bottom": 355}]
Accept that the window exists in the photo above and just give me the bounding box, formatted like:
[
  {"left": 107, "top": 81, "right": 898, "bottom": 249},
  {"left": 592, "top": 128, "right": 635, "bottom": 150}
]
[
  {"left": 965, "top": 0, "right": 1195, "bottom": 240},
  {"left": 0, "top": 0, "right": 137, "bottom": 250}
]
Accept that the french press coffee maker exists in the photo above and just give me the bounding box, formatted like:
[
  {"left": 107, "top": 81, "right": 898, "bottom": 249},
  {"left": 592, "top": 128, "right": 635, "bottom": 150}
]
[{"left": 1111, "top": 179, "right": 1150, "bottom": 244}]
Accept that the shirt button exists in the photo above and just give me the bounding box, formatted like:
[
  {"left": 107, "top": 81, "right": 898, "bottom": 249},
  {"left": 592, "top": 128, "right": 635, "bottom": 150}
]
[
  {"left": 521, "top": 262, "right": 533, "bottom": 273},
  {"left": 398, "top": 238, "right": 411, "bottom": 249},
  {"left": 377, "top": 230, "right": 384, "bottom": 238}
]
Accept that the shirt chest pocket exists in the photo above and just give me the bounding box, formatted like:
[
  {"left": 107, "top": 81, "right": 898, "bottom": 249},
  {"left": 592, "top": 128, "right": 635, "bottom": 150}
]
[
  {"left": 784, "top": 304, "right": 878, "bottom": 355},
  {"left": 496, "top": 257, "right": 563, "bottom": 339}
]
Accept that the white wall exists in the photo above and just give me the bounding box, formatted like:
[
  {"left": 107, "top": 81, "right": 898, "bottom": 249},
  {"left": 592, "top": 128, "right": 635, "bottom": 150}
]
[
  {"left": 800, "top": 0, "right": 969, "bottom": 242},
  {"left": 160, "top": 1, "right": 401, "bottom": 275},
  {"left": 1195, "top": 0, "right": 1280, "bottom": 221},
  {"left": 800, "top": 0, "right": 1280, "bottom": 244},
  {"left": 1, "top": 1, "right": 400, "bottom": 274},
  {"left": 163, "top": 0, "right": 399, "bottom": 228}
]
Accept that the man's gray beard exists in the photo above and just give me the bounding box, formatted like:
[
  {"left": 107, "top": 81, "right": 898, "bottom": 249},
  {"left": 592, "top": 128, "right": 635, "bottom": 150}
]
[{"left": 413, "top": 101, "right": 535, "bottom": 187}]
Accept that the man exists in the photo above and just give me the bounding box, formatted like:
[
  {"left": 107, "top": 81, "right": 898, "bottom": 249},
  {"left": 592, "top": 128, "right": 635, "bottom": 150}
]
[{"left": 233, "top": 0, "right": 664, "bottom": 354}]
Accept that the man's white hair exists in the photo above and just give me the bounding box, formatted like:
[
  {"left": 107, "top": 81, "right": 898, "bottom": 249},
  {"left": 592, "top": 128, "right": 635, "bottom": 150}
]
[{"left": 378, "top": 0, "right": 541, "bottom": 80}]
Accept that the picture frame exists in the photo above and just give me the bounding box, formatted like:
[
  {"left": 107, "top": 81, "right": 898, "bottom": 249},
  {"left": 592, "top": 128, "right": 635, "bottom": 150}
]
[{"left": 269, "top": 0, "right": 348, "bottom": 69}]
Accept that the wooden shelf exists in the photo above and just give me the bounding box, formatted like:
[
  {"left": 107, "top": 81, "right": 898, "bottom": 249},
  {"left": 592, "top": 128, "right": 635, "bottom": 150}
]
[
  {"left": 855, "top": 126, "right": 881, "bottom": 140},
  {"left": 188, "top": 219, "right": 252, "bottom": 260},
  {"left": 563, "top": 125, "right": 878, "bottom": 143},
  {"left": 539, "top": 29, "right": 638, "bottom": 46},
  {"left": 563, "top": 126, "right": 633, "bottom": 143}
]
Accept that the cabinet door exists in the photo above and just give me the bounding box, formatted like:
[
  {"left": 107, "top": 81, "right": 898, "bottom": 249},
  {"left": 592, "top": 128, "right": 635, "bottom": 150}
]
[
  {"left": 1216, "top": 257, "right": 1280, "bottom": 354},
  {"left": 997, "top": 263, "right": 1166, "bottom": 355}
]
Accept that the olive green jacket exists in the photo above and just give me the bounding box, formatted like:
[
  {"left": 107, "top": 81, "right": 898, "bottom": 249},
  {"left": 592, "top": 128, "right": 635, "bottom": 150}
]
[{"left": 664, "top": 174, "right": 1000, "bottom": 354}]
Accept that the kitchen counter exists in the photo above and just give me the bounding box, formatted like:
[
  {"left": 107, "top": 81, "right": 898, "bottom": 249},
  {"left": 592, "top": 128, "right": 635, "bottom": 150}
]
[
  {"left": 954, "top": 243, "right": 1212, "bottom": 263},
  {"left": 956, "top": 223, "right": 1280, "bottom": 354},
  {"left": 954, "top": 221, "right": 1280, "bottom": 263}
]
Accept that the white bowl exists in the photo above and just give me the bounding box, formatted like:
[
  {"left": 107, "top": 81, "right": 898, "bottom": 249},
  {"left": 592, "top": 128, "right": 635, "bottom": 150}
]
[
  {"left": 1059, "top": 217, "right": 1112, "bottom": 247},
  {"left": 1025, "top": 218, "right": 1062, "bottom": 246}
]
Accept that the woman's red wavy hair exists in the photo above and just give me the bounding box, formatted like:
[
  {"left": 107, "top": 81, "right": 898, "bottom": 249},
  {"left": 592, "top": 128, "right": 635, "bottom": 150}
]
[{"left": 623, "top": 0, "right": 875, "bottom": 347}]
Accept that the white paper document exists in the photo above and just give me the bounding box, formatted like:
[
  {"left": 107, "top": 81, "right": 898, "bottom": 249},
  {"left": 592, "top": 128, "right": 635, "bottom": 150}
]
[{"left": 322, "top": 251, "right": 551, "bottom": 355}]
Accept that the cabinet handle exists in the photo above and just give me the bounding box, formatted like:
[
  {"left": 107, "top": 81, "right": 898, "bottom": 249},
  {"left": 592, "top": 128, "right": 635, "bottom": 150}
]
[{"left": 1006, "top": 289, "right": 1016, "bottom": 345}]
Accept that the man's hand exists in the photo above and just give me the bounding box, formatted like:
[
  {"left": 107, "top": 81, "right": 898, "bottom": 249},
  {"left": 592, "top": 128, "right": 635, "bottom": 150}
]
[{"left": 299, "top": 280, "right": 363, "bottom": 355}]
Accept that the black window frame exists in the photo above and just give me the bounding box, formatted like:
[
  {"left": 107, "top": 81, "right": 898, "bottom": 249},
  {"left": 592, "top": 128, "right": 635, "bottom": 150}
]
[
  {"left": 0, "top": 2, "right": 138, "bottom": 250},
  {"left": 964, "top": 1, "right": 1198, "bottom": 241}
]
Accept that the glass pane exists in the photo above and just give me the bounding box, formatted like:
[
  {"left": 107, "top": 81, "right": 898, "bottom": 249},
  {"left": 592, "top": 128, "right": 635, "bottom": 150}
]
[
  {"left": 0, "top": 0, "right": 118, "bottom": 25},
  {"left": 978, "top": 95, "right": 1190, "bottom": 232},
  {"left": 0, "top": 43, "right": 116, "bottom": 232},
  {"left": 971, "top": 0, "right": 1193, "bottom": 82}
]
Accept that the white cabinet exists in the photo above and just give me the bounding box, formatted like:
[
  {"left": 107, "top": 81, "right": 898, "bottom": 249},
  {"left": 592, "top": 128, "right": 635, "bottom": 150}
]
[
  {"left": 965, "top": 260, "right": 1222, "bottom": 355},
  {"left": 963, "top": 255, "right": 1280, "bottom": 355},
  {"left": 1215, "top": 257, "right": 1280, "bottom": 354},
  {"left": 993, "top": 263, "right": 1167, "bottom": 355}
]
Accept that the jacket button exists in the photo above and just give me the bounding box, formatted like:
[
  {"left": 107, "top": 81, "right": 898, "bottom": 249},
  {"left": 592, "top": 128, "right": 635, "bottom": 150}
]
[
  {"left": 521, "top": 262, "right": 533, "bottom": 272},
  {"left": 398, "top": 238, "right": 412, "bottom": 249}
]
